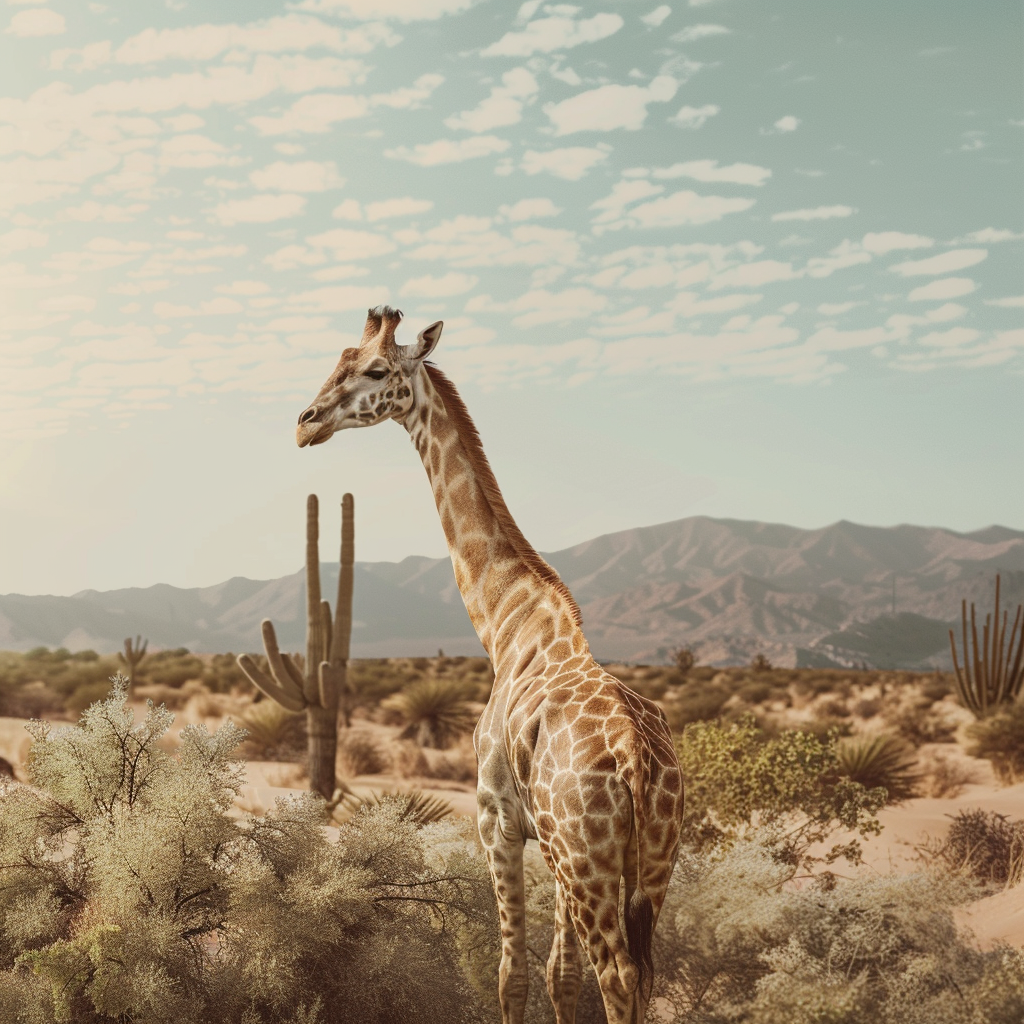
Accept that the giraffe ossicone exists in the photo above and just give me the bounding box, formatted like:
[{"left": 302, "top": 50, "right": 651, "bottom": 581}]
[{"left": 298, "top": 306, "right": 684, "bottom": 1024}]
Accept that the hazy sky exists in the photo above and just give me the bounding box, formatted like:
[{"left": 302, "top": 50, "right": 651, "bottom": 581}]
[{"left": 1, "top": 0, "right": 1021, "bottom": 597}]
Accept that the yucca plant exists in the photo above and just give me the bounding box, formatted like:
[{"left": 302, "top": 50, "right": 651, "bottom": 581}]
[
  {"left": 834, "top": 733, "right": 920, "bottom": 803},
  {"left": 382, "top": 677, "right": 478, "bottom": 749},
  {"left": 237, "top": 700, "right": 305, "bottom": 761},
  {"left": 334, "top": 788, "right": 454, "bottom": 826},
  {"left": 949, "top": 573, "right": 1024, "bottom": 718}
]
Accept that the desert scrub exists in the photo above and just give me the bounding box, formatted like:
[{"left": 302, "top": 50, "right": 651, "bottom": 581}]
[
  {"left": 966, "top": 701, "right": 1024, "bottom": 783},
  {"left": 936, "top": 809, "right": 1024, "bottom": 887},
  {"left": 236, "top": 698, "right": 306, "bottom": 761},
  {"left": 652, "top": 835, "right": 1022, "bottom": 1024},
  {"left": 0, "top": 679, "right": 494, "bottom": 1024},
  {"left": 834, "top": 733, "right": 920, "bottom": 803},
  {"left": 336, "top": 728, "right": 389, "bottom": 776},
  {"left": 381, "top": 677, "right": 478, "bottom": 749},
  {"left": 676, "top": 716, "right": 886, "bottom": 869}
]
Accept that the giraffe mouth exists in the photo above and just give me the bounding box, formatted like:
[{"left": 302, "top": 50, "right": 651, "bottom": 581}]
[{"left": 296, "top": 421, "right": 333, "bottom": 448}]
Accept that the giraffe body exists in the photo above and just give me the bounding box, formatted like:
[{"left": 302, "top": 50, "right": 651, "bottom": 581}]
[{"left": 297, "top": 307, "right": 684, "bottom": 1023}]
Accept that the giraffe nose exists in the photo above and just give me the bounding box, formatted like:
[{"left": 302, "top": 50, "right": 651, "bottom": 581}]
[{"left": 298, "top": 406, "right": 319, "bottom": 426}]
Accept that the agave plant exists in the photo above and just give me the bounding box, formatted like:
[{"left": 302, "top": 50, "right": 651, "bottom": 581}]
[
  {"left": 381, "top": 677, "right": 478, "bottom": 749},
  {"left": 834, "top": 733, "right": 920, "bottom": 804},
  {"left": 333, "top": 788, "right": 454, "bottom": 826}
]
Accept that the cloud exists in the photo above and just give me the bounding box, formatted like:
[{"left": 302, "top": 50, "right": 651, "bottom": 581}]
[
  {"left": 671, "top": 24, "right": 730, "bottom": 42},
  {"left": 0, "top": 228, "right": 48, "bottom": 256},
  {"left": 605, "top": 189, "right": 755, "bottom": 230},
  {"left": 7, "top": 8, "right": 64, "bottom": 36},
  {"left": 952, "top": 227, "right": 1024, "bottom": 244},
  {"left": 306, "top": 227, "right": 397, "bottom": 261},
  {"left": 482, "top": 12, "right": 623, "bottom": 57},
  {"left": 771, "top": 115, "right": 800, "bottom": 132},
  {"left": 400, "top": 272, "right": 479, "bottom": 297},
  {"left": 292, "top": 0, "right": 479, "bottom": 20},
  {"left": 544, "top": 76, "right": 677, "bottom": 135},
  {"left": 498, "top": 197, "right": 562, "bottom": 221},
  {"left": 249, "top": 160, "right": 344, "bottom": 191},
  {"left": 907, "top": 277, "right": 976, "bottom": 301},
  {"left": 984, "top": 295, "right": 1024, "bottom": 307},
  {"left": 366, "top": 197, "right": 434, "bottom": 221},
  {"left": 590, "top": 179, "right": 664, "bottom": 225},
  {"left": 860, "top": 231, "right": 933, "bottom": 254},
  {"left": 771, "top": 205, "right": 855, "bottom": 222},
  {"left": 889, "top": 248, "right": 987, "bottom": 277},
  {"left": 653, "top": 159, "right": 771, "bottom": 186},
  {"left": 641, "top": 6, "right": 671, "bottom": 28},
  {"left": 154, "top": 297, "right": 244, "bottom": 318},
  {"left": 708, "top": 259, "right": 797, "bottom": 290},
  {"left": 401, "top": 217, "right": 580, "bottom": 267},
  {"left": 371, "top": 72, "right": 444, "bottom": 109},
  {"left": 249, "top": 93, "right": 370, "bottom": 134},
  {"left": 216, "top": 280, "right": 270, "bottom": 296},
  {"left": 466, "top": 287, "right": 607, "bottom": 328},
  {"left": 385, "top": 135, "right": 510, "bottom": 165},
  {"left": 520, "top": 145, "right": 610, "bottom": 179},
  {"left": 444, "top": 68, "right": 538, "bottom": 132},
  {"left": 669, "top": 103, "right": 719, "bottom": 129},
  {"left": 211, "top": 193, "right": 307, "bottom": 225}
]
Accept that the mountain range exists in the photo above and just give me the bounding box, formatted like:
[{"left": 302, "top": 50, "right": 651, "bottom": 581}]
[{"left": 2, "top": 517, "right": 1023, "bottom": 669}]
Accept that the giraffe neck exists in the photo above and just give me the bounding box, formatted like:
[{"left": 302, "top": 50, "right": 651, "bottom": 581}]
[{"left": 398, "top": 363, "right": 584, "bottom": 673}]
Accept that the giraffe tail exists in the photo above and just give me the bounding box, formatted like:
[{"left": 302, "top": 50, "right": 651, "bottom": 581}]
[{"left": 625, "top": 785, "right": 655, "bottom": 1009}]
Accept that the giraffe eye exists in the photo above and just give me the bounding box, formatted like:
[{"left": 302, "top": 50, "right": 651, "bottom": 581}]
[{"left": 364, "top": 368, "right": 388, "bottom": 380}]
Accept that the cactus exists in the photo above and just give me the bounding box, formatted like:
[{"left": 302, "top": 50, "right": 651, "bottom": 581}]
[
  {"left": 237, "top": 493, "right": 356, "bottom": 800},
  {"left": 949, "top": 574, "right": 1024, "bottom": 719},
  {"left": 117, "top": 635, "right": 147, "bottom": 688}
]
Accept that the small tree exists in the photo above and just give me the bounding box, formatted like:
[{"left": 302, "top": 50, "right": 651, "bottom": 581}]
[
  {"left": 751, "top": 652, "right": 773, "bottom": 672},
  {"left": 670, "top": 645, "right": 696, "bottom": 677}
]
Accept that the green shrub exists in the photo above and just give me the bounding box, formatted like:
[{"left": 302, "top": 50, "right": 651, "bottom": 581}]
[
  {"left": 834, "top": 733, "right": 920, "bottom": 804},
  {"left": 966, "top": 702, "right": 1024, "bottom": 783},
  {"left": 676, "top": 717, "right": 885, "bottom": 869},
  {"left": 0, "top": 679, "right": 493, "bottom": 1024},
  {"left": 381, "top": 678, "right": 478, "bottom": 749},
  {"left": 652, "top": 835, "right": 1021, "bottom": 1024}
]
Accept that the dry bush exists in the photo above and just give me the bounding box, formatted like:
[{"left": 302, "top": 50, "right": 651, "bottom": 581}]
[
  {"left": 337, "top": 728, "right": 390, "bottom": 777},
  {"left": 423, "top": 738, "right": 477, "bottom": 783},
  {"left": 936, "top": 809, "right": 1024, "bottom": 887},
  {"left": 966, "top": 702, "right": 1024, "bottom": 783},
  {"left": 381, "top": 677, "right": 478, "bottom": 749},
  {"left": 917, "top": 749, "right": 982, "bottom": 798},
  {"left": 852, "top": 696, "right": 882, "bottom": 719},
  {"left": 236, "top": 700, "right": 306, "bottom": 761},
  {"left": 0, "top": 680, "right": 63, "bottom": 719},
  {"left": 834, "top": 733, "right": 920, "bottom": 804},
  {"left": 814, "top": 696, "right": 850, "bottom": 719},
  {"left": 883, "top": 698, "right": 958, "bottom": 746},
  {"left": 392, "top": 739, "right": 430, "bottom": 778}
]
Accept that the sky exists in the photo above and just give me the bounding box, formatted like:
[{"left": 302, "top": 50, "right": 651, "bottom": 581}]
[{"left": 0, "top": 0, "right": 1021, "bottom": 598}]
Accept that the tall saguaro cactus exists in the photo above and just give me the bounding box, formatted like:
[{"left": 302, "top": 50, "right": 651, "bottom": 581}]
[
  {"left": 118, "top": 635, "right": 148, "bottom": 689},
  {"left": 237, "top": 493, "right": 356, "bottom": 800},
  {"left": 949, "top": 574, "right": 1024, "bottom": 718}
]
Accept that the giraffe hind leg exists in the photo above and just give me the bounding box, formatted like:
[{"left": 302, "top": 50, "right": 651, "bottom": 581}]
[{"left": 546, "top": 879, "right": 582, "bottom": 1024}]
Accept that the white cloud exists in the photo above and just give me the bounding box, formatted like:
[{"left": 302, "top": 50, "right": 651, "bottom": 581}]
[
  {"left": 709, "top": 259, "right": 797, "bottom": 290},
  {"left": 889, "top": 248, "right": 987, "bottom": 277},
  {"left": 367, "top": 197, "right": 434, "bottom": 221},
  {"left": 672, "top": 24, "right": 729, "bottom": 42},
  {"left": 984, "top": 295, "right": 1024, "bottom": 308},
  {"left": 292, "top": 0, "right": 478, "bottom": 20},
  {"left": 466, "top": 287, "right": 607, "bottom": 328},
  {"left": 907, "top": 277, "right": 976, "bottom": 301},
  {"left": 771, "top": 205, "right": 854, "bottom": 222},
  {"left": 307, "top": 227, "right": 397, "bottom": 261},
  {"left": 653, "top": 159, "right": 771, "bottom": 186},
  {"left": 402, "top": 218, "right": 580, "bottom": 268},
  {"left": 482, "top": 12, "right": 623, "bottom": 57},
  {"left": 590, "top": 179, "right": 664, "bottom": 225},
  {"left": 400, "top": 272, "right": 479, "bottom": 297},
  {"left": 159, "top": 134, "right": 242, "bottom": 170},
  {"left": 499, "top": 197, "right": 562, "bottom": 221},
  {"left": 109, "top": 16, "right": 398, "bottom": 64},
  {"left": 216, "top": 280, "right": 270, "bottom": 296},
  {"left": 385, "top": 135, "right": 510, "bottom": 165},
  {"left": 606, "top": 189, "right": 754, "bottom": 230},
  {"left": 0, "top": 228, "right": 47, "bottom": 256},
  {"left": 641, "top": 6, "right": 671, "bottom": 28},
  {"left": 670, "top": 103, "right": 719, "bottom": 129},
  {"left": 860, "top": 231, "right": 933, "bottom": 254},
  {"left": 249, "top": 160, "right": 344, "bottom": 191},
  {"left": 371, "top": 73, "right": 444, "bottom": 109},
  {"left": 283, "top": 284, "right": 390, "bottom": 312},
  {"left": 818, "top": 302, "right": 858, "bottom": 315},
  {"left": 211, "top": 193, "right": 307, "bottom": 225},
  {"left": 249, "top": 93, "right": 369, "bottom": 134},
  {"left": 7, "top": 8, "right": 64, "bottom": 36},
  {"left": 445, "top": 68, "right": 538, "bottom": 132},
  {"left": 520, "top": 145, "right": 610, "bottom": 179},
  {"left": 544, "top": 76, "right": 677, "bottom": 135},
  {"left": 772, "top": 115, "right": 800, "bottom": 132},
  {"left": 154, "top": 297, "right": 244, "bottom": 318},
  {"left": 952, "top": 227, "right": 1024, "bottom": 244}
]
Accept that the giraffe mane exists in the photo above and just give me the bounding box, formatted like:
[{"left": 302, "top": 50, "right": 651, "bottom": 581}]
[{"left": 423, "top": 361, "right": 583, "bottom": 628}]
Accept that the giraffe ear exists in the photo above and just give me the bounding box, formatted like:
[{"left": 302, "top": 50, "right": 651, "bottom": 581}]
[{"left": 403, "top": 320, "right": 443, "bottom": 365}]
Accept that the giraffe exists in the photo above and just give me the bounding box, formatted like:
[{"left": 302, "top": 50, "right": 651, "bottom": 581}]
[{"left": 296, "top": 306, "right": 684, "bottom": 1024}]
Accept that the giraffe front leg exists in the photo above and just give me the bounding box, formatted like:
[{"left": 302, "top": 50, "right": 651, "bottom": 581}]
[
  {"left": 477, "top": 790, "right": 529, "bottom": 1024},
  {"left": 546, "top": 879, "right": 582, "bottom": 1024}
]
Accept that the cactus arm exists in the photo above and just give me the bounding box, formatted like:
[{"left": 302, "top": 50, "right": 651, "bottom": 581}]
[
  {"left": 236, "top": 653, "right": 306, "bottom": 713},
  {"left": 1008, "top": 605, "right": 1024, "bottom": 700},
  {"left": 319, "top": 661, "right": 343, "bottom": 714},
  {"left": 321, "top": 600, "right": 332, "bottom": 668},
  {"left": 259, "top": 619, "right": 307, "bottom": 710},
  {"left": 305, "top": 494, "right": 325, "bottom": 706},
  {"left": 331, "top": 492, "right": 355, "bottom": 728}
]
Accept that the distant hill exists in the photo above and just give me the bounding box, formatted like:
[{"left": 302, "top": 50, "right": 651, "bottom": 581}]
[{"left": 2, "top": 517, "right": 1022, "bottom": 668}]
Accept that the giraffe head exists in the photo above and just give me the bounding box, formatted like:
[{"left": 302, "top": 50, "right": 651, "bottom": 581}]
[{"left": 296, "top": 305, "right": 442, "bottom": 447}]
